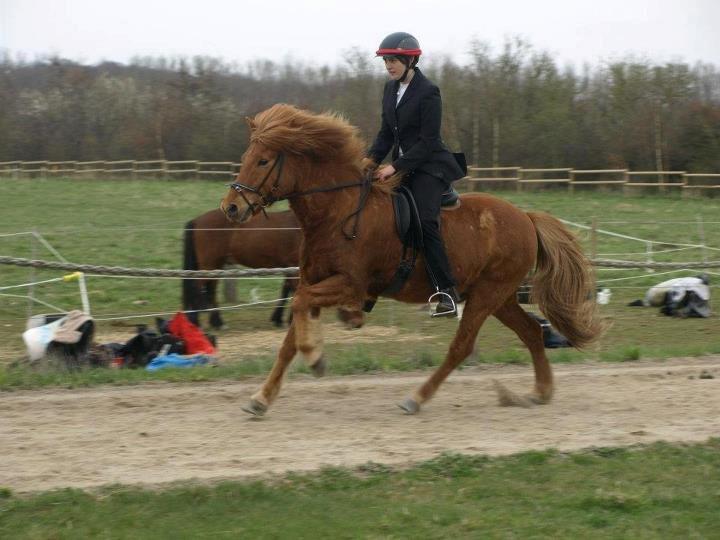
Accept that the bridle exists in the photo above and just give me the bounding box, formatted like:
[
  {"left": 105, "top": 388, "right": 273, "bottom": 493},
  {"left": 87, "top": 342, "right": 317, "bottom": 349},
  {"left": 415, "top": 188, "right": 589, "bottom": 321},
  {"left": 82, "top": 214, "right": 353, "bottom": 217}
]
[{"left": 227, "top": 152, "right": 375, "bottom": 239}]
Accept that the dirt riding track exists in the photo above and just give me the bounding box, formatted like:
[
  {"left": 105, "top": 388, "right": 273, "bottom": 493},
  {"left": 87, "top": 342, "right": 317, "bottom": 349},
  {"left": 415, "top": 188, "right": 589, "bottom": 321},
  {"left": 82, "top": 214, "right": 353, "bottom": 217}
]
[{"left": 2, "top": 357, "right": 719, "bottom": 492}]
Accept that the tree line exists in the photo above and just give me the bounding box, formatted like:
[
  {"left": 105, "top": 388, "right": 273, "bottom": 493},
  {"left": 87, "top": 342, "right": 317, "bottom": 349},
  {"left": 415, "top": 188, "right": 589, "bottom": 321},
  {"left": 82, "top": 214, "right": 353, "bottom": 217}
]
[{"left": 1, "top": 39, "right": 719, "bottom": 171}]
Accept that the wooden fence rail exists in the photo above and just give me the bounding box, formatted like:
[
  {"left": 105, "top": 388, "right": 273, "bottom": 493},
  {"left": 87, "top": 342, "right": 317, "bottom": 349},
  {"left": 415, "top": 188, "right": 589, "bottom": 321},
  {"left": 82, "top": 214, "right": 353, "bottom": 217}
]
[{"left": 0, "top": 161, "right": 718, "bottom": 195}]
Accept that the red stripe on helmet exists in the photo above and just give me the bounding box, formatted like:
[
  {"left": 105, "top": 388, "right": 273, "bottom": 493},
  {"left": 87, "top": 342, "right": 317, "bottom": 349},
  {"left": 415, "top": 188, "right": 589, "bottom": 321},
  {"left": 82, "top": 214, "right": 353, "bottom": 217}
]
[{"left": 376, "top": 48, "right": 422, "bottom": 57}]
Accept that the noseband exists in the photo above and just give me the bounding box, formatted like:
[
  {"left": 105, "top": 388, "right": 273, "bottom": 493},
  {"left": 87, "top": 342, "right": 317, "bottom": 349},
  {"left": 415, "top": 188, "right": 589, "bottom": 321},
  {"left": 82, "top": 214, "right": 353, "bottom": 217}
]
[{"left": 227, "top": 152, "right": 374, "bottom": 239}]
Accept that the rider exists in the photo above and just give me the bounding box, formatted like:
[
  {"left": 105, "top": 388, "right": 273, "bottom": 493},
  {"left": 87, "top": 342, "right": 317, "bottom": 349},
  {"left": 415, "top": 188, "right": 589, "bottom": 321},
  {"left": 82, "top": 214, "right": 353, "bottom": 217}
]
[{"left": 366, "top": 31, "right": 465, "bottom": 317}]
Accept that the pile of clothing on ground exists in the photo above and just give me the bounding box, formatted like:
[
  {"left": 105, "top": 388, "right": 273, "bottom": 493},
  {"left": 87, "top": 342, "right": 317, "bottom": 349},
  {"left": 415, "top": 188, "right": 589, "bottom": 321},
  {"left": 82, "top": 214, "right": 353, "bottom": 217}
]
[
  {"left": 628, "top": 274, "right": 712, "bottom": 318},
  {"left": 22, "top": 311, "right": 217, "bottom": 371}
]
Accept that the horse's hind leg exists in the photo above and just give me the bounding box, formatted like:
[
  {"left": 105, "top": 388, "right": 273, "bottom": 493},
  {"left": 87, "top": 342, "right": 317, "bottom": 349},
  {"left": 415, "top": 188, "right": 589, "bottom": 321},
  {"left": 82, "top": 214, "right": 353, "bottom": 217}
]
[
  {"left": 493, "top": 299, "right": 554, "bottom": 404},
  {"left": 270, "top": 278, "right": 294, "bottom": 327},
  {"left": 207, "top": 280, "right": 225, "bottom": 330},
  {"left": 400, "top": 284, "right": 510, "bottom": 414}
]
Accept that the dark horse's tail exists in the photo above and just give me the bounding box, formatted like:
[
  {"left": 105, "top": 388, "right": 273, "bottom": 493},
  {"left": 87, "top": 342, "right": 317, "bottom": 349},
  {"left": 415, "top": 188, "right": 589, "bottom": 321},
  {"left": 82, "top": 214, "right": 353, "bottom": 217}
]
[
  {"left": 182, "top": 219, "right": 201, "bottom": 325},
  {"left": 527, "top": 212, "right": 604, "bottom": 348}
]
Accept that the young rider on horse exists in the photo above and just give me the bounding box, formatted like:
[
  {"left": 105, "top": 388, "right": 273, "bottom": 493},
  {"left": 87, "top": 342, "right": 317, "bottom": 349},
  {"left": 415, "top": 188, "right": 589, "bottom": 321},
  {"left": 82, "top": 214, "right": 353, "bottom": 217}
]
[{"left": 365, "top": 32, "right": 465, "bottom": 317}]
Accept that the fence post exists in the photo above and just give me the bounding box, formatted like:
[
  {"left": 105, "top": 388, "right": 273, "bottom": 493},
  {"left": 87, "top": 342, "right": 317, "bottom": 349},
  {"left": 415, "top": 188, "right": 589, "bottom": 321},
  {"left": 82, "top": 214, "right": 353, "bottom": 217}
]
[
  {"left": 645, "top": 242, "right": 654, "bottom": 273},
  {"left": 590, "top": 217, "right": 598, "bottom": 260},
  {"left": 27, "top": 230, "right": 37, "bottom": 319},
  {"left": 569, "top": 170, "right": 575, "bottom": 195},
  {"left": 224, "top": 279, "right": 238, "bottom": 303},
  {"left": 697, "top": 215, "right": 708, "bottom": 264}
]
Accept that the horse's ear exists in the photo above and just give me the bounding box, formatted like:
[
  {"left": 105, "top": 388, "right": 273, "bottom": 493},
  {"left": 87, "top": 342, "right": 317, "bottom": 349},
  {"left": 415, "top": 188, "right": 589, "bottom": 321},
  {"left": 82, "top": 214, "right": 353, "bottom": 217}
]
[{"left": 245, "top": 116, "right": 256, "bottom": 131}]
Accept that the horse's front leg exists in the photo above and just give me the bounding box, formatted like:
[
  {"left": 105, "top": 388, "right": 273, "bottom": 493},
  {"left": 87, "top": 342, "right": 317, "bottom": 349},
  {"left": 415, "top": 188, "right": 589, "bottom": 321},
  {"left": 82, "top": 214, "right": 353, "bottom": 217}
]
[
  {"left": 244, "top": 274, "right": 359, "bottom": 417},
  {"left": 292, "top": 274, "right": 360, "bottom": 377},
  {"left": 244, "top": 324, "right": 298, "bottom": 416}
]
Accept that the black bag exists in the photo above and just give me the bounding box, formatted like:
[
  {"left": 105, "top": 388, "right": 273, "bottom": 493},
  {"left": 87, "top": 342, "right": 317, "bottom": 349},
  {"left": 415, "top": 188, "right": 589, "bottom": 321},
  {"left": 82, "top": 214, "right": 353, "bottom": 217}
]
[
  {"left": 119, "top": 325, "right": 185, "bottom": 368},
  {"left": 45, "top": 320, "right": 95, "bottom": 370},
  {"left": 660, "top": 291, "right": 711, "bottom": 318},
  {"left": 453, "top": 152, "right": 468, "bottom": 177}
]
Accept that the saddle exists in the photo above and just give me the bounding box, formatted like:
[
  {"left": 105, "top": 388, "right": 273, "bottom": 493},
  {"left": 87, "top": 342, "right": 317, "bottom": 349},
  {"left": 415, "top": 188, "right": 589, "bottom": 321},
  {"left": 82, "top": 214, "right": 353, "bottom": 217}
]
[
  {"left": 380, "top": 185, "right": 461, "bottom": 297},
  {"left": 392, "top": 186, "right": 460, "bottom": 248}
]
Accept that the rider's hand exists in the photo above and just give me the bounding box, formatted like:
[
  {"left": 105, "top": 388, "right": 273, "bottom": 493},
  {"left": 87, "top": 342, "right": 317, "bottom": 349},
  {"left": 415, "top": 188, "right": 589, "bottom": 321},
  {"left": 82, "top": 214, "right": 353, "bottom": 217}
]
[{"left": 375, "top": 165, "right": 396, "bottom": 180}]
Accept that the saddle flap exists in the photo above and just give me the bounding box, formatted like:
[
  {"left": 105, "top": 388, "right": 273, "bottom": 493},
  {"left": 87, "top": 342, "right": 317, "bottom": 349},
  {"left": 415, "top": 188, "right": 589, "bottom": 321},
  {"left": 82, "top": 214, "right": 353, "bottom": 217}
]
[{"left": 392, "top": 186, "right": 422, "bottom": 248}]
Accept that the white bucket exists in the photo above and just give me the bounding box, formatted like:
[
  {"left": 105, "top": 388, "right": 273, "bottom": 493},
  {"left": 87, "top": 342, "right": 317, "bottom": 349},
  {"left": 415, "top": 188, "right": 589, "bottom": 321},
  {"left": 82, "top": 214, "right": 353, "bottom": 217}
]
[{"left": 597, "top": 288, "right": 612, "bottom": 305}]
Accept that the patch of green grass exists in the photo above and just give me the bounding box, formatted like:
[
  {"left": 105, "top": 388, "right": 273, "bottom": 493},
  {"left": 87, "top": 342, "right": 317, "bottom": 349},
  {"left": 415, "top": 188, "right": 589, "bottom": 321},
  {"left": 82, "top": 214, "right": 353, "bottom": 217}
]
[
  {"left": 3, "top": 332, "right": 720, "bottom": 391},
  {"left": 2, "top": 441, "right": 719, "bottom": 539}
]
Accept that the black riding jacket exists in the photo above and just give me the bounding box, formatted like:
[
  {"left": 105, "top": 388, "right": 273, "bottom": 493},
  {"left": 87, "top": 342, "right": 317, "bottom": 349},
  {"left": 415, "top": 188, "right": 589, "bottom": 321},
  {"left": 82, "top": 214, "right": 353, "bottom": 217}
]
[{"left": 368, "top": 68, "right": 464, "bottom": 184}]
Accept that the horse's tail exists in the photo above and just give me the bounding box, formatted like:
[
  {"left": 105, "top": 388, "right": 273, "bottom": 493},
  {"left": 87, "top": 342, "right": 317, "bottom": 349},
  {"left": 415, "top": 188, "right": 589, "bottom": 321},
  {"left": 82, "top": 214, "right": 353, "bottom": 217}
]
[
  {"left": 182, "top": 219, "right": 200, "bottom": 313},
  {"left": 527, "top": 212, "right": 603, "bottom": 348}
]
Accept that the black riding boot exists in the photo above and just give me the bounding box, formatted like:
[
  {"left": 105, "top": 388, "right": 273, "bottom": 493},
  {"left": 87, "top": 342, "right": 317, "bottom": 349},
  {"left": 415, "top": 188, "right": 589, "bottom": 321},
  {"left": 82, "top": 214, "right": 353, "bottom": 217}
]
[
  {"left": 432, "top": 286, "right": 460, "bottom": 317},
  {"left": 406, "top": 172, "right": 459, "bottom": 318}
]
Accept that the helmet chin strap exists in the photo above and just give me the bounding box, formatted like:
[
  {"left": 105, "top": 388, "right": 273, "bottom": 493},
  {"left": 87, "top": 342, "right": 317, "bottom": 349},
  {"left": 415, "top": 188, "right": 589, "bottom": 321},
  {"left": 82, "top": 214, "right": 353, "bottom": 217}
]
[{"left": 397, "top": 56, "right": 415, "bottom": 83}]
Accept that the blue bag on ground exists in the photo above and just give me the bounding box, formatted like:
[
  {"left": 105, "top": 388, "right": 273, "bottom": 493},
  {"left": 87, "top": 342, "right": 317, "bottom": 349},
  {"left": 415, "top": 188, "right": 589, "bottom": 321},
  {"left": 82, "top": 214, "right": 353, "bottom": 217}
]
[{"left": 145, "top": 353, "right": 213, "bottom": 371}]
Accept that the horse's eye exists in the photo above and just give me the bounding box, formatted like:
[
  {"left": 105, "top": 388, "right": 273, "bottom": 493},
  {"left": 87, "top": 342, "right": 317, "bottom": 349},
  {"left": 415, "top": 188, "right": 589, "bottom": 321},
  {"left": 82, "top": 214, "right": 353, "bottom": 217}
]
[{"left": 258, "top": 159, "right": 269, "bottom": 166}]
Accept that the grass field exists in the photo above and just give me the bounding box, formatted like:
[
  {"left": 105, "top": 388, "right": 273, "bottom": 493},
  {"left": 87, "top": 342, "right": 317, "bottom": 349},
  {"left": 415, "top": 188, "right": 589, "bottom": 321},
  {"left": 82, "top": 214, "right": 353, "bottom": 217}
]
[
  {"left": 1, "top": 178, "right": 719, "bottom": 388},
  {"left": 1, "top": 440, "right": 718, "bottom": 539}
]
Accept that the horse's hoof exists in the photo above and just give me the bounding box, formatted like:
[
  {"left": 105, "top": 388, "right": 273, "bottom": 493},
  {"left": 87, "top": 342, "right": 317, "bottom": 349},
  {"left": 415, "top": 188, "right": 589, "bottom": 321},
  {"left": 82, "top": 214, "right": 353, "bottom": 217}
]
[
  {"left": 311, "top": 356, "right": 327, "bottom": 378},
  {"left": 241, "top": 399, "right": 267, "bottom": 417},
  {"left": 398, "top": 398, "right": 420, "bottom": 415},
  {"left": 527, "top": 393, "right": 551, "bottom": 405}
]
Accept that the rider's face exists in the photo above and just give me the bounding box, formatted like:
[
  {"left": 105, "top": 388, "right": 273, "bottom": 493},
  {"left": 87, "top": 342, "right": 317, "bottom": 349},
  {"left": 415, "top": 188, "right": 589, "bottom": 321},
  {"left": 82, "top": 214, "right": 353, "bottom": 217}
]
[{"left": 383, "top": 56, "right": 407, "bottom": 80}]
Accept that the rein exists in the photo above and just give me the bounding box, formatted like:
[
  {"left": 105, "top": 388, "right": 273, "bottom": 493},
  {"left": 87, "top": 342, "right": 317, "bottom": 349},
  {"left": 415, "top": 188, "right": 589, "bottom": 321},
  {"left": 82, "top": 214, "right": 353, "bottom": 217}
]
[{"left": 228, "top": 152, "right": 374, "bottom": 240}]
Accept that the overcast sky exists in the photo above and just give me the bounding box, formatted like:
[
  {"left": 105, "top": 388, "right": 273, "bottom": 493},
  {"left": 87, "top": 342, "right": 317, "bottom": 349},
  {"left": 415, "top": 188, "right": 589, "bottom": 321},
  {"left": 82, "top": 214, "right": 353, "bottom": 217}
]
[{"left": 2, "top": 0, "right": 719, "bottom": 69}]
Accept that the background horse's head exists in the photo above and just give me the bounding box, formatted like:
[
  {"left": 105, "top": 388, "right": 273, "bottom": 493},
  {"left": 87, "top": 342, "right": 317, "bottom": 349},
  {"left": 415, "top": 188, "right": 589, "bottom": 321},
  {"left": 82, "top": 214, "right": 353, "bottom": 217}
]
[{"left": 221, "top": 103, "right": 365, "bottom": 222}]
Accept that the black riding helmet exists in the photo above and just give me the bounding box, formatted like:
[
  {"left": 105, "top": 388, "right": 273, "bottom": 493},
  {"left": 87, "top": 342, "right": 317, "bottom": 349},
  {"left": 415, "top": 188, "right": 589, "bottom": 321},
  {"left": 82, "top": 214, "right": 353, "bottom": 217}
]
[{"left": 376, "top": 32, "right": 421, "bottom": 82}]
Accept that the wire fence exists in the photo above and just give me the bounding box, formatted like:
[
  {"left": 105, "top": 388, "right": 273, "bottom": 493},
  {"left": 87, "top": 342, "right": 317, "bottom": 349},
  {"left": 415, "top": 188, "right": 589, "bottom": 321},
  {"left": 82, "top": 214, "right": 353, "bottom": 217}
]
[{"left": 1, "top": 215, "right": 718, "bottom": 323}]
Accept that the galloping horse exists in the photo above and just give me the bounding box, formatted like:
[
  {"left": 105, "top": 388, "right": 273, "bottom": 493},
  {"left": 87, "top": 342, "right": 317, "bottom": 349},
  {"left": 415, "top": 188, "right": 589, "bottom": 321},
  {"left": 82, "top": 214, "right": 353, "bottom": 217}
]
[
  {"left": 221, "top": 104, "right": 602, "bottom": 416},
  {"left": 183, "top": 208, "right": 365, "bottom": 329}
]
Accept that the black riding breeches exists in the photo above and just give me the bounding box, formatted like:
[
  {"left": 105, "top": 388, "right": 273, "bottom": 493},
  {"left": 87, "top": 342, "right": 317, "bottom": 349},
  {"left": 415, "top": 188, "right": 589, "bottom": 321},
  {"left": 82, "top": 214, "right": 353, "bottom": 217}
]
[{"left": 405, "top": 171, "right": 456, "bottom": 290}]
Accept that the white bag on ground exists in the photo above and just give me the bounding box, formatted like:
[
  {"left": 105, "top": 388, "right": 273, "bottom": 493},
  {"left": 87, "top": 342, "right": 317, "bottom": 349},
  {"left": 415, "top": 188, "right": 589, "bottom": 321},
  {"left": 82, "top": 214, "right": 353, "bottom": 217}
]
[{"left": 22, "top": 316, "right": 66, "bottom": 361}]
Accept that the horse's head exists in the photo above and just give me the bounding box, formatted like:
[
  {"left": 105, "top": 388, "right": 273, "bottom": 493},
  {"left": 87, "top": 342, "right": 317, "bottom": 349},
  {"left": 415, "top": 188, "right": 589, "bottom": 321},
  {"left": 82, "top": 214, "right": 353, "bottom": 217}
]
[
  {"left": 221, "top": 104, "right": 365, "bottom": 222},
  {"left": 221, "top": 115, "right": 289, "bottom": 223}
]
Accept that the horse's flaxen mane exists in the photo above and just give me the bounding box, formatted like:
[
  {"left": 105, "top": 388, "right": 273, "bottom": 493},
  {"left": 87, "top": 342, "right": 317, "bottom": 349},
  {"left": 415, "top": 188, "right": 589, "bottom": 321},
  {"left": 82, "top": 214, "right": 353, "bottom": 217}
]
[{"left": 250, "top": 104, "right": 365, "bottom": 166}]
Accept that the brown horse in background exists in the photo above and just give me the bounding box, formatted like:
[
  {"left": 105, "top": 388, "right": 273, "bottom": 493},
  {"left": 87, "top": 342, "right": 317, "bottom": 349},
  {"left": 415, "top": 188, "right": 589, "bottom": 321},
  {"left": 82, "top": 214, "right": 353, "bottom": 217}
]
[
  {"left": 183, "top": 209, "right": 364, "bottom": 329},
  {"left": 220, "top": 104, "right": 603, "bottom": 417},
  {"left": 183, "top": 209, "right": 300, "bottom": 328}
]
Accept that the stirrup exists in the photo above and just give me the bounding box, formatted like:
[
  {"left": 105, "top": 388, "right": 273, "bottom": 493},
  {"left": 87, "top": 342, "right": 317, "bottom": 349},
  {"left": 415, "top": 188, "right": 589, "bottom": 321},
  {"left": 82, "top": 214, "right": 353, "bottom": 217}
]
[{"left": 428, "top": 290, "right": 457, "bottom": 318}]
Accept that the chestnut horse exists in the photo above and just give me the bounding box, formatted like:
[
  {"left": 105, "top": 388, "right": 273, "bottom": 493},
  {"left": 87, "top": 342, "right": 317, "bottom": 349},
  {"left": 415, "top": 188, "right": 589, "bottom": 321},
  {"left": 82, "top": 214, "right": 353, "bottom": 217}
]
[
  {"left": 221, "top": 104, "right": 602, "bottom": 416},
  {"left": 182, "top": 209, "right": 301, "bottom": 329}
]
